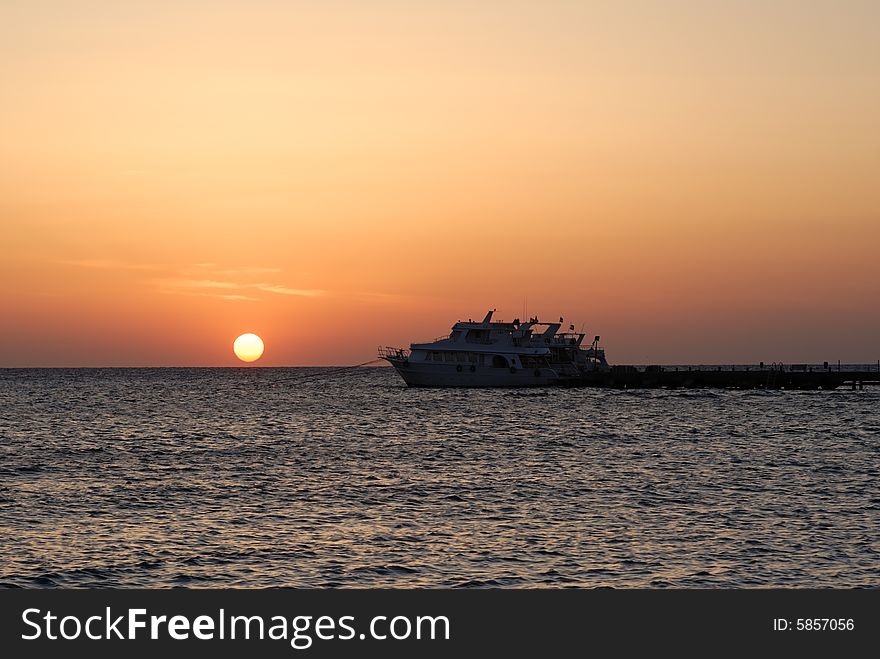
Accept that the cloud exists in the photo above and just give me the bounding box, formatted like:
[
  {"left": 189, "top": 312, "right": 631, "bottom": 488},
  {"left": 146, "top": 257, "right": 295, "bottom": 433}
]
[
  {"left": 189, "top": 264, "right": 282, "bottom": 276},
  {"left": 157, "top": 278, "right": 243, "bottom": 290},
  {"left": 216, "top": 267, "right": 283, "bottom": 276},
  {"left": 61, "top": 258, "right": 320, "bottom": 300},
  {"left": 155, "top": 277, "right": 324, "bottom": 299},
  {"left": 257, "top": 285, "right": 325, "bottom": 297},
  {"left": 61, "top": 259, "right": 163, "bottom": 271},
  {"left": 158, "top": 289, "right": 258, "bottom": 301}
]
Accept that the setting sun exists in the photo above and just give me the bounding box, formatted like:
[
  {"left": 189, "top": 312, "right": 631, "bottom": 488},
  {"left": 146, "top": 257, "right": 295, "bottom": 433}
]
[{"left": 233, "top": 333, "right": 264, "bottom": 363}]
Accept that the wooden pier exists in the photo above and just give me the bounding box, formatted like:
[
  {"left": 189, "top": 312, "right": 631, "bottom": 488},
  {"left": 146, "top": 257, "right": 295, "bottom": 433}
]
[{"left": 572, "top": 364, "right": 880, "bottom": 390}]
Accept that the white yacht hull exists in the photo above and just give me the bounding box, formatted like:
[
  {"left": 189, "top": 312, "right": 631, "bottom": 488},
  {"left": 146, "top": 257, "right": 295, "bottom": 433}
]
[{"left": 386, "top": 359, "right": 559, "bottom": 387}]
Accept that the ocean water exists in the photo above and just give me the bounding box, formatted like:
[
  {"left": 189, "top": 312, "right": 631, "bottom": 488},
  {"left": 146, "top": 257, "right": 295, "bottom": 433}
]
[{"left": 0, "top": 368, "right": 877, "bottom": 588}]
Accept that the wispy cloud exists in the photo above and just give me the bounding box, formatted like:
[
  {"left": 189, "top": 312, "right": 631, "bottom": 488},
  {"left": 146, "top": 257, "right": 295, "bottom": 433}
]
[
  {"left": 60, "top": 258, "right": 321, "bottom": 301},
  {"left": 216, "top": 267, "right": 283, "bottom": 276},
  {"left": 155, "top": 279, "right": 323, "bottom": 297},
  {"left": 156, "top": 278, "right": 244, "bottom": 290},
  {"left": 351, "top": 291, "right": 404, "bottom": 300},
  {"left": 344, "top": 290, "right": 427, "bottom": 304},
  {"left": 257, "top": 285, "right": 325, "bottom": 297},
  {"left": 189, "top": 263, "right": 282, "bottom": 276},
  {"left": 61, "top": 259, "right": 163, "bottom": 271},
  {"left": 158, "top": 289, "right": 259, "bottom": 301}
]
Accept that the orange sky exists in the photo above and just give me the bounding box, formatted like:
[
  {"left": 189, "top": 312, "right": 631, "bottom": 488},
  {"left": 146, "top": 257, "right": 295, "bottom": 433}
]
[{"left": 2, "top": 1, "right": 878, "bottom": 366}]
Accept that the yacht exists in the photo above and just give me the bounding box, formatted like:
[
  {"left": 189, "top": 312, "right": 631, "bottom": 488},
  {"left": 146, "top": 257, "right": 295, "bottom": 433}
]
[
  {"left": 379, "top": 310, "right": 607, "bottom": 387},
  {"left": 524, "top": 320, "right": 608, "bottom": 377}
]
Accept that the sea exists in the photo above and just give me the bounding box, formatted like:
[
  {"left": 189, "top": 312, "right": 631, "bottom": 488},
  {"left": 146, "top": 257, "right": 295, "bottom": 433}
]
[{"left": 1, "top": 367, "right": 878, "bottom": 588}]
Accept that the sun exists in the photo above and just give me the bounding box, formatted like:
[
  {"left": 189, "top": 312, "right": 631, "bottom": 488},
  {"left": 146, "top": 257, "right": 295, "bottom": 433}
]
[{"left": 233, "top": 333, "right": 264, "bottom": 363}]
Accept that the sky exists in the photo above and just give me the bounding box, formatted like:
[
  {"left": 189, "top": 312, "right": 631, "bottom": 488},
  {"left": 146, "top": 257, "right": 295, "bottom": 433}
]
[{"left": 1, "top": 0, "right": 878, "bottom": 366}]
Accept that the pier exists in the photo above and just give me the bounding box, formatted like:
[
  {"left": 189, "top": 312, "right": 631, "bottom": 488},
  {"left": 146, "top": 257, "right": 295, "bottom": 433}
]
[{"left": 573, "top": 363, "right": 880, "bottom": 390}]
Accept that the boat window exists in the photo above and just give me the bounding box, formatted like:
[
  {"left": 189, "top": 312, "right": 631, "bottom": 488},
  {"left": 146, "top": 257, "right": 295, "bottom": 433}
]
[
  {"left": 492, "top": 355, "right": 508, "bottom": 368},
  {"left": 451, "top": 330, "right": 461, "bottom": 341},
  {"left": 432, "top": 352, "right": 441, "bottom": 361},
  {"left": 443, "top": 352, "right": 455, "bottom": 362},
  {"left": 468, "top": 352, "right": 478, "bottom": 363},
  {"left": 466, "top": 330, "right": 483, "bottom": 343},
  {"left": 457, "top": 352, "right": 468, "bottom": 362}
]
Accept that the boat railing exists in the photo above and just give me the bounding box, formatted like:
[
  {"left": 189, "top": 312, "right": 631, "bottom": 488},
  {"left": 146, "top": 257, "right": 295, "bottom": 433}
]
[
  {"left": 378, "top": 346, "right": 410, "bottom": 360},
  {"left": 409, "top": 334, "right": 452, "bottom": 345}
]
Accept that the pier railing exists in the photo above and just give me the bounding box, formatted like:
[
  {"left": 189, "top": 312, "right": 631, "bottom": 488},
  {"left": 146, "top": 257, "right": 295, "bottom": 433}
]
[
  {"left": 595, "top": 362, "right": 880, "bottom": 389},
  {"left": 629, "top": 363, "right": 880, "bottom": 374}
]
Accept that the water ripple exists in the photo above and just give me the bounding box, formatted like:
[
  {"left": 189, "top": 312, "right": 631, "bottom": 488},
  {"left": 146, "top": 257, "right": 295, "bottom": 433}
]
[{"left": 0, "top": 368, "right": 878, "bottom": 588}]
